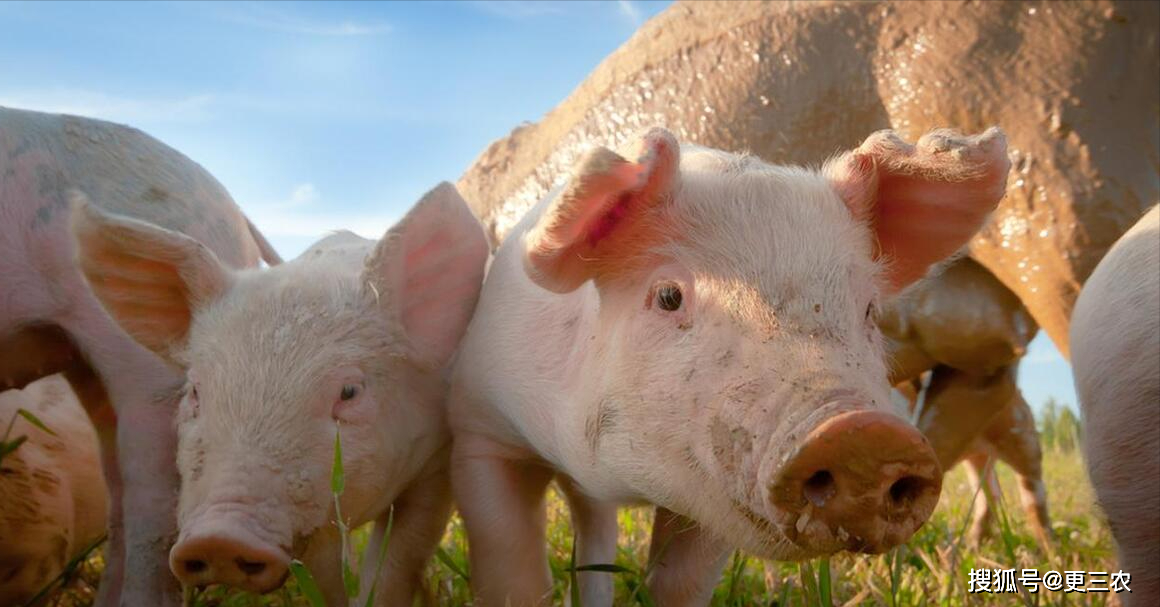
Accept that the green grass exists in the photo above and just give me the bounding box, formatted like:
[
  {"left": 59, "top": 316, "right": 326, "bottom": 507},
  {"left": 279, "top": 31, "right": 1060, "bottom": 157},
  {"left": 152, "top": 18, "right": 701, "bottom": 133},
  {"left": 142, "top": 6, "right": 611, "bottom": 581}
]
[{"left": 37, "top": 446, "right": 1114, "bottom": 606}]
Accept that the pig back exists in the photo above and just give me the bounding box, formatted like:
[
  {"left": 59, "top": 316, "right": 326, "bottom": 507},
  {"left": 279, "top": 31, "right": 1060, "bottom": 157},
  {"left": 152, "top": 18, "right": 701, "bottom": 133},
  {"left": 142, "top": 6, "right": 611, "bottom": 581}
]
[
  {"left": 0, "top": 106, "right": 263, "bottom": 273},
  {"left": 457, "top": 0, "right": 1159, "bottom": 355}
]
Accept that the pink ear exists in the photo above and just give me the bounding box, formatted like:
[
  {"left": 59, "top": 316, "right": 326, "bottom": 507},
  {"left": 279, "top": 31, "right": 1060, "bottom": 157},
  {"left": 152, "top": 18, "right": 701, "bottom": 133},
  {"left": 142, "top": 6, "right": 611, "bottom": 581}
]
[
  {"left": 827, "top": 127, "right": 1010, "bottom": 291},
  {"left": 363, "top": 182, "right": 489, "bottom": 366},
  {"left": 70, "top": 192, "right": 232, "bottom": 364},
  {"left": 523, "top": 127, "right": 680, "bottom": 293}
]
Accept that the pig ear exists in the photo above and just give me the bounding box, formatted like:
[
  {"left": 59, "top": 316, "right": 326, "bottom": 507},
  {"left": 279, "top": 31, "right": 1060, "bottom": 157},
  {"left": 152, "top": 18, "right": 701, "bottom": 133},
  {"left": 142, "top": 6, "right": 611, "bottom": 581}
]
[
  {"left": 827, "top": 127, "right": 1010, "bottom": 291},
  {"left": 363, "top": 182, "right": 489, "bottom": 367},
  {"left": 523, "top": 127, "right": 679, "bottom": 293},
  {"left": 69, "top": 192, "right": 233, "bottom": 364}
]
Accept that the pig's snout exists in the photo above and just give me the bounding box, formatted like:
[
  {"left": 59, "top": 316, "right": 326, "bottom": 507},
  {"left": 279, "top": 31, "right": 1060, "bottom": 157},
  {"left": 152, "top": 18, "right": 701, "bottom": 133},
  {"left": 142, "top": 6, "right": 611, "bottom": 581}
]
[
  {"left": 169, "top": 521, "right": 290, "bottom": 593},
  {"left": 769, "top": 409, "right": 942, "bottom": 554}
]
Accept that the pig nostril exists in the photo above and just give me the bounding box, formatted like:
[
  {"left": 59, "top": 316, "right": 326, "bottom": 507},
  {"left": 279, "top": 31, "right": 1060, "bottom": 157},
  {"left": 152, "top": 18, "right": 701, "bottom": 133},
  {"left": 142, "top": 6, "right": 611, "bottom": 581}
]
[
  {"left": 236, "top": 558, "right": 268, "bottom": 576},
  {"left": 802, "top": 470, "right": 837, "bottom": 507},
  {"left": 888, "top": 475, "right": 926, "bottom": 507},
  {"left": 183, "top": 559, "right": 208, "bottom": 575}
]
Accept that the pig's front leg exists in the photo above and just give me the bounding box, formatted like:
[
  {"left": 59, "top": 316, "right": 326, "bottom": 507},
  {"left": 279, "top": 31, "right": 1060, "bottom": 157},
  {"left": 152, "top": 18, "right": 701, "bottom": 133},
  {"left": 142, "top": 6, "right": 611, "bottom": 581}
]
[
  {"left": 645, "top": 507, "right": 729, "bottom": 606},
  {"left": 299, "top": 527, "right": 349, "bottom": 607},
  {"left": 361, "top": 463, "right": 453, "bottom": 606},
  {"left": 451, "top": 433, "right": 556, "bottom": 607},
  {"left": 557, "top": 476, "right": 618, "bottom": 607}
]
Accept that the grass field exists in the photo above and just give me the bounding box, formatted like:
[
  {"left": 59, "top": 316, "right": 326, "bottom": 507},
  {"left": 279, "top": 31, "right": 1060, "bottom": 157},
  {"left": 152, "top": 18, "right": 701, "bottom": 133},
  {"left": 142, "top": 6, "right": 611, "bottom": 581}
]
[{"left": 40, "top": 438, "right": 1118, "bottom": 607}]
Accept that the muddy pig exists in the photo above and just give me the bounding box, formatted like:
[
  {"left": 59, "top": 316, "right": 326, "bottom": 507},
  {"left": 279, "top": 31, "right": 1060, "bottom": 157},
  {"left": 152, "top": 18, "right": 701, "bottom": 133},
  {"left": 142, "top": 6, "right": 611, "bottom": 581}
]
[
  {"left": 71, "top": 183, "right": 488, "bottom": 605},
  {"left": 448, "top": 126, "right": 1010, "bottom": 606},
  {"left": 1072, "top": 205, "right": 1160, "bottom": 606},
  {"left": 0, "top": 375, "right": 107, "bottom": 607}
]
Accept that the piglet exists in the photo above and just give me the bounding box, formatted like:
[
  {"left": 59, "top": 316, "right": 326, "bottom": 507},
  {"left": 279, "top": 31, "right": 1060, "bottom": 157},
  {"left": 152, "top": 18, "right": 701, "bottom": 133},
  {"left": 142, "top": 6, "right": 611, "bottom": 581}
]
[
  {"left": 448, "top": 126, "right": 1010, "bottom": 606},
  {"left": 72, "top": 183, "right": 489, "bottom": 605}
]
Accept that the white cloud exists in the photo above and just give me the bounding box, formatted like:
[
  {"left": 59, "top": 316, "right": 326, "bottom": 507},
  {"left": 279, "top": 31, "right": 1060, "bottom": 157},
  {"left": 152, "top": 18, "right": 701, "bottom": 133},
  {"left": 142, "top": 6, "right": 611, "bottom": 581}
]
[
  {"left": 287, "top": 183, "right": 319, "bottom": 208},
  {"left": 617, "top": 0, "right": 643, "bottom": 25},
  {"left": 213, "top": 4, "right": 391, "bottom": 37},
  {"left": 0, "top": 88, "right": 215, "bottom": 125}
]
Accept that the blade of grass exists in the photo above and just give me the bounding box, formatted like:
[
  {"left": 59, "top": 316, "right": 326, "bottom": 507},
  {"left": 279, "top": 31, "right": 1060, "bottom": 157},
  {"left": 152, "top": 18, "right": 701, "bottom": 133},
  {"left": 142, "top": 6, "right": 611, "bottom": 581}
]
[
  {"left": 20, "top": 533, "right": 107, "bottom": 607},
  {"left": 798, "top": 561, "right": 819, "bottom": 607},
  {"left": 363, "top": 505, "right": 395, "bottom": 607},
  {"left": 289, "top": 559, "right": 327, "bottom": 607},
  {"left": 817, "top": 557, "right": 832, "bottom": 607},
  {"left": 435, "top": 546, "right": 471, "bottom": 582},
  {"left": 15, "top": 408, "right": 57, "bottom": 436},
  {"left": 569, "top": 537, "right": 582, "bottom": 607}
]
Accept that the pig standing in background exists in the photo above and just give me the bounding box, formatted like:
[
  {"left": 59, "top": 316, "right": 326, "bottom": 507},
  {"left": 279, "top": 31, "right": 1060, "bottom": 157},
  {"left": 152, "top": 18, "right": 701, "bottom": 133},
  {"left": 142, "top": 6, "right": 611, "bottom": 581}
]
[
  {"left": 1071, "top": 205, "right": 1160, "bottom": 606},
  {"left": 882, "top": 257, "right": 1051, "bottom": 551},
  {"left": 0, "top": 374, "right": 107, "bottom": 607},
  {"left": 448, "top": 125, "right": 1010, "bottom": 606},
  {"left": 71, "top": 183, "right": 489, "bottom": 606}
]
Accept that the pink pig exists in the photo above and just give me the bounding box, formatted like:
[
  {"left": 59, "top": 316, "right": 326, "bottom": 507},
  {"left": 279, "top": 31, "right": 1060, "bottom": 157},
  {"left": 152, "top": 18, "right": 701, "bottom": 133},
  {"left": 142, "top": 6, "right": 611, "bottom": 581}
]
[
  {"left": 448, "top": 126, "right": 1010, "bottom": 605},
  {"left": 71, "top": 183, "right": 489, "bottom": 605},
  {"left": 1071, "top": 205, "right": 1159, "bottom": 606}
]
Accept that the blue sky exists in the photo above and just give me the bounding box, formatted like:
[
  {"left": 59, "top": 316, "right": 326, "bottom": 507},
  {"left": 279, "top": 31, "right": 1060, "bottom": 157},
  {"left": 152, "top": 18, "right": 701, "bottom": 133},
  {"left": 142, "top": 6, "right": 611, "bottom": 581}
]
[{"left": 0, "top": 1, "right": 1077, "bottom": 411}]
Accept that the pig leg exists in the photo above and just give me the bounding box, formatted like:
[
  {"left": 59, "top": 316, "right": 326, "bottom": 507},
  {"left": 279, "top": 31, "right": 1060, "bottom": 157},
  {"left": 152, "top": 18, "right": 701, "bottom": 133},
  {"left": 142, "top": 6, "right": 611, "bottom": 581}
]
[
  {"left": 361, "top": 465, "right": 454, "bottom": 607},
  {"left": 917, "top": 365, "right": 1016, "bottom": 468},
  {"left": 63, "top": 310, "right": 185, "bottom": 607},
  {"left": 963, "top": 453, "right": 999, "bottom": 547},
  {"left": 62, "top": 363, "right": 124, "bottom": 606},
  {"left": 557, "top": 476, "right": 618, "bottom": 607},
  {"left": 985, "top": 393, "right": 1053, "bottom": 552},
  {"left": 645, "top": 507, "right": 730, "bottom": 606},
  {"left": 451, "top": 434, "right": 555, "bottom": 607}
]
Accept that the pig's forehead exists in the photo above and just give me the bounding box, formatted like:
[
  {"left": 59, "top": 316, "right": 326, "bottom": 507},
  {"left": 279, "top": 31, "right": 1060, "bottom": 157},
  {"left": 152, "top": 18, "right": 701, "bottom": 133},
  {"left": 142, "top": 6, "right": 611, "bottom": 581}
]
[
  {"left": 666, "top": 159, "right": 876, "bottom": 287},
  {"left": 185, "top": 268, "right": 399, "bottom": 371}
]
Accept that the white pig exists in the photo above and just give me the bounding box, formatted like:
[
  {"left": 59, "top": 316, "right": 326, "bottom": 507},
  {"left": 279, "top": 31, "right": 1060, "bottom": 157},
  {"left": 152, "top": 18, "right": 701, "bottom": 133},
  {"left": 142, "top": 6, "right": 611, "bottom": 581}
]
[
  {"left": 71, "top": 183, "right": 488, "bottom": 606},
  {"left": 448, "top": 126, "right": 1010, "bottom": 606},
  {"left": 1071, "top": 204, "right": 1159, "bottom": 606}
]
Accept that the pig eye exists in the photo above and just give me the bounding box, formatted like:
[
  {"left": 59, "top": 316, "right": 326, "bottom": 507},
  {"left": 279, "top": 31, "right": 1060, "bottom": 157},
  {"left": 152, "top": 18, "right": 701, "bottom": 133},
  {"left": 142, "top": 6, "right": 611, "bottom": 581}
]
[
  {"left": 655, "top": 283, "right": 683, "bottom": 312},
  {"left": 865, "top": 302, "right": 877, "bottom": 323},
  {"left": 339, "top": 384, "right": 360, "bottom": 401}
]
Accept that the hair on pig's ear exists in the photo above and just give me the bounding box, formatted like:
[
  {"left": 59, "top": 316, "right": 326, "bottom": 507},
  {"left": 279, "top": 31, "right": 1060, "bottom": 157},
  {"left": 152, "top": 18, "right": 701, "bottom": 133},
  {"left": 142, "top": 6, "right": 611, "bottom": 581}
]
[
  {"left": 523, "top": 127, "right": 680, "bottom": 293},
  {"left": 826, "top": 127, "right": 1010, "bottom": 292},
  {"left": 362, "top": 182, "right": 489, "bottom": 367}
]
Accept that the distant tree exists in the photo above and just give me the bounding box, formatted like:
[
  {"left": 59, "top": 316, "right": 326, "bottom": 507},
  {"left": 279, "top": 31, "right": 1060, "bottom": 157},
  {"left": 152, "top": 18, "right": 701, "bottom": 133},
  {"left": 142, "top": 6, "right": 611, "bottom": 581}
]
[
  {"left": 1037, "top": 397, "right": 1081, "bottom": 453},
  {"left": 1039, "top": 397, "right": 1059, "bottom": 450},
  {"left": 1055, "top": 406, "right": 1082, "bottom": 452}
]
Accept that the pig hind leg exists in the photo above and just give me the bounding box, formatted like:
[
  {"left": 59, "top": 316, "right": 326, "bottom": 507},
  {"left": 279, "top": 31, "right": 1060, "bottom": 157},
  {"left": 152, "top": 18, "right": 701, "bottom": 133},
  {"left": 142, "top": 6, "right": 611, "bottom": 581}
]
[
  {"left": 557, "top": 476, "right": 618, "bottom": 607},
  {"left": 451, "top": 434, "right": 555, "bottom": 607},
  {"left": 963, "top": 453, "right": 999, "bottom": 548},
  {"left": 986, "top": 392, "right": 1053, "bottom": 553},
  {"left": 645, "top": 507, "right": 730, "bottom": 606}
]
